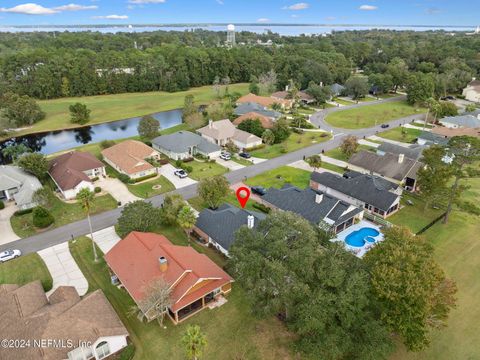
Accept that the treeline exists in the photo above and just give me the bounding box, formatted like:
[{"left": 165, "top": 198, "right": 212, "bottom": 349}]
[{"left": 0, "top": 29, "right": 478, "bottom": 100}]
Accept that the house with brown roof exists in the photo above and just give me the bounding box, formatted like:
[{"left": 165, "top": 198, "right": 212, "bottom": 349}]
[
  {"left": 462, "top": 79, "right": 480, "bottom": 103},
  {"left": 48, "top": 151, "right": 105, "bottom": 200},
  {"left": 431, "top": 126, "right": 480, "bottom": 138},
  {"left": 101, "top": 140, "right": 159, "bottom": 180},
  {"left": 271, "top": 90, "right": 315, "bottom": 105},
  {"left": 197, "top": 119, "right": 262, "bottom": 150},
  {"left": 105, "top": 231, "right": 233, "bottom": 324},
  {"left": 232, "top": 111, "right": 274, "bottom": 129},
  {"left": 0, "top": 281, "right": 128, "bottom": 360},
  {"left": 237, "top": 93, "right": 292, "bottom": 109}
]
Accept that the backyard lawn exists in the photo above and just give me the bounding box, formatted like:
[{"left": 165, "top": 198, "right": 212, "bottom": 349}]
[
  {"left": 0, "top": 253, "right": 53, "bottom": 291},
  {"left": 188, "top": 191, "right": 261, "bottom": 213},
  {"left": 325, "top": 101, "right": 425, "bottom": 129},
  {"left": 70, "top": 227, "right": 295, "bottom": 360},
  {"left": 127, "top": 176, "right": 175, "bottom": 198},
  {"left": 250, "top": 132, "right": 331, "bottom": 159},
  {"left": 10, "top": 193, "right": 118, "bottom": 238},
  {"left": 245, "top": 166, "right": 311, "bottom": 189},
  {"left": 377, "top": 126, "right": 422, "bottom": 143},
  {"left": 186, "top": 160, "right": 229, "bottom": 180},
  {"left": 25, "top": 83, "right": 249, "bottom": 136}
]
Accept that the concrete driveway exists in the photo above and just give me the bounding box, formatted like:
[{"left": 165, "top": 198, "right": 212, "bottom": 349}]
[
  {"left": 86, "top": 226, "right": 120, "bottom": 254},
  {"left": 38, "top": 242, "right": 88, "bottom": 296},
  {"left": 0, "top": 202, "right": 20, "bottom": 246},
  {"left": 159, "top": 164, "right": 197, "bottom": 189},
  {"left": 216, "top": 158, "right": 245, "bottom": 171},
  {"left": 96, "top": 177, "right": 140, "bottom": 205}
]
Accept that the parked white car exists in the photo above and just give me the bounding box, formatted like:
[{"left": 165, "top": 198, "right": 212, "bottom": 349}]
[
  {"left": 0, "top": 249, "right": 22, "bottom": 263},
  {"left": 220, "top": 152, "right": 232, "bottom": 160},
  {"left": 174, "top": 169, "right": 188, "bottom": 178}
]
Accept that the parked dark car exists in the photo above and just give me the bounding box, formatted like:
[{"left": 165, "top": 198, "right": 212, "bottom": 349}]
[
  {"left": 380, "top": 124, "right": 389, "bottom": 128},
  {"left": 250, "top": 186, "right": 267, "bottom": 196},
  {"left": 239, "top": 152, "right": 251, "bottom": 159},
  {"left": 441, "top": 95, "right": 456, "bottom": 101}
]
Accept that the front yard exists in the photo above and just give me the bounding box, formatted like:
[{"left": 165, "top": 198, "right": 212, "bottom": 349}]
[
  {"left": 377, "top": 126, "right": 422, "bottom": 143},
  {"left": 0, "top": 253, "right": 52, "bottom": 291},
  {"left": 10, "top": 193, "right": 118, "bottom": 238},
  {"left": 250, "top": 132, "right": 331, "bottom": 159},
  {"left": 185, "top": 160, "right": 229, "bottom": 181},
  {"left": 188, "top": 191, "right": 261, "bottom": 213},
  {"left": 324, "top": 144, "right": 376, "bottom": 162},
  {"left": 127, "top": 176, "right": 175, "bottom": 198},
  {"left": 245, "top": 166, "right": 311, "bottom": 189}
]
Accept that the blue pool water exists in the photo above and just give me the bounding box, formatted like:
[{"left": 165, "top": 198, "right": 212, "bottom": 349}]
[{"left": 345, "top": 228, "right": 380, "bottom": 247}]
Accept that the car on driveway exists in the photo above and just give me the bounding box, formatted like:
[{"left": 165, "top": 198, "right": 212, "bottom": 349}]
[
  {"left": 441, "top": 95, "right": 456, "bottom": 101},
  {"left": 239, "top": 152, "right": 251, "bottom": 159},
  {"left": 380, "top": 124, "right": 389, "bottom": 128},
  {"left": 0, "top": 249, "right": 21, "bottom": 263},
  {"left": 250, "top": 186, "right": 267, "bottom": 196},
  {"left": 174, "top": 169, "right": 188, "bottom": 178},
  {"left": 220, "top": 152, "right": 232, "bottom": 160}
]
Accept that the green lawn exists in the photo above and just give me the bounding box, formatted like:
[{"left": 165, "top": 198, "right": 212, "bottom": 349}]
[
  {"left": 231, "top": 156, "right": 253, "bottom": 166},
  {"left": 320, "top": 162, "right": 345, "bottom": 174},
  {"left": 325, "top": 101, "right": 426, "bottom": 129},
  {"left": 325, "top": 144, "right": 376, "bottom": 162},
  {"left": 188, "top": 191, "right": 260, "bottom": 213},
  {"left": 0, "top": 253, "right": 53, "bottom": 291},
  {"left": 70, "top": 228, "right": 295, "bottom": 360},
  {"left": 127, "top": 176, "right": 175, "bottom": 199},
  {"left": 20, "top": 83, "right": 249, "bottom": 137},
  {"left": 245, "top": 166, "right": 311, "bottom": 189},
  {"left": 333, "top": 98, "right": 355, "bottom": 106},
  {"left": 250, "top": 132, "right": 331, "bottom": 159},
  {"left": 377, "top": 127, "right": 422, "bottom": 143},
  {"left": 10, "top": 193, "right": 118, "bottom": 238},
  {"left": 186, "top": 160, "right": 229, "bottom": 181}
]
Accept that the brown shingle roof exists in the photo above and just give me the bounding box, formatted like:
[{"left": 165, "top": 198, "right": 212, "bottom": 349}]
[
  {"left": 237, "top": 93, "right": 291, "bottom": 108},
  {"left": 431, "top": 126, "right": 480, "bottom": 138},
  {"left": 271, "top": 90, "right": 314, "bottom": 102},
  {"left": 0, "top": 281, "right": 128, "bottom": 360},
  {"left": 48, "top": 151, "right": 104, "bottom": 191},
  {"left": 232, "top": 112, "right": 274, "bottom": 128},
  {"left": 101, "top": 140, "right": 158, "bottom": 175}
]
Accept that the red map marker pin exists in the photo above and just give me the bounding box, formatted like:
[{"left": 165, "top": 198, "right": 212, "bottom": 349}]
[{"left": 236, "top": 186, "right": 251, "bottom": 208}]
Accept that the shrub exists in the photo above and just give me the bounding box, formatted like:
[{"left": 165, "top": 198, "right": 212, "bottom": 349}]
[
  {"left": 132, "top": 173, "right": 157, "bottom": 183},
  {"left": 32, "top": 206, "right": 54, "bottom": 229},
  {"left": 91, "top": 176, "right": 99, "bottom": 182},
  {"left": 94, "top": 187, "right": 101, "bottom": 193},
  {"left": 0, "top": 200, "right": 4, "bottom": 210},
  {"left": 100, "top": 140, "right": 115, "bottom": 149},
  {"left": 118, "top": 174, "right": 131, "bottom": 184},
  {"left": 245, "top": 144, "right": 265, "bottom": 151},
  {"left": 14, "top": 208, "right": 33, "bottom": 216},
  {"left": 253, "top": 202, "right": 271, "bottom": 213}
]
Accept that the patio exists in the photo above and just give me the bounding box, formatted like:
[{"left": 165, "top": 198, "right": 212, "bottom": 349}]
[{"left": 331, "top": 220, "right": 384, "bottom": 258}]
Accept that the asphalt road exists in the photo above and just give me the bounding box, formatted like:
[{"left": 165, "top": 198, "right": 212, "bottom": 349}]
[{"left": 0, "top": 99, "right": 426, "bottom": 256}]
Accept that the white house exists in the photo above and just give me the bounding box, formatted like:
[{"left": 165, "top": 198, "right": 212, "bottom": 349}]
[
  {"left": 197, "top": 119, "right": 262, "bottom": 150},
  {"left": 152, "top": 131, "right": 222, "bottom": 160},
  {"left": 462, "top": 79, "right": 480, "bottom": 103}
]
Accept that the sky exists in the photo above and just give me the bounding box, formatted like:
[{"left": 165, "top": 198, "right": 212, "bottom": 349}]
[{"left": 0, "top": 0, "right": 476, "bottom": 27}]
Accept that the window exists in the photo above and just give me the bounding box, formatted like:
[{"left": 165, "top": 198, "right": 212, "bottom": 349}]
[{"left": 96, "top": 341, "right": 111, "bottom": 359}]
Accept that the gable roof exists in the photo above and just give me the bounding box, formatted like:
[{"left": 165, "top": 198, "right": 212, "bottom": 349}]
[
  {"left": 49, "top": 151, "right": 103, "bottom": 191},
  {"left": 311, "top": 171, "right": 400, "bottom": 212},
  {"left": 237, "top": 93, "right": 291, "bottom": 108},
  {"left": 271, "top": 90, "right": 314, "bottom": 102},
  {"left": 101, "top": 140, "right": 156, "bottom": 175},
  {"left": 197, "top": 120, "right": 262, "bottom": 145},
  {"left": 417, "top": 130, "right": 450, "bottom": 146},
  {"left": 377, "top": 142, "right": 426, "bottom": 160},
  {"left": 0, "top": 281, "right": 127, "bottom": 360},
  {"left": 104, "top": 232, "right": 233, "bottom": 312},
  {"left": 0, "top": 165, "right": 42, "bottom": 206},
  {"left": 348, "top": 150, "right": 422, "bottom": 181},
  {"left": 234, "top": 102, "right": 282, "bottom": 119},
  {"left": 440, "top": 115, "right": 480, "bottom": 128},
  {"left": 330, "top": 83, "right": 345, "bottom": 94},
  {"left": 261, "top": 184, "right": 362, "bottom": 226},
  {"left": 195, "top": 204, "right": 266, "bottom": 251},
  {"left": 152, "top": 131, "right": 221, "bottom": 155},
  {"left": 232, "top": 112, "right": 274, "bottom": 129}
]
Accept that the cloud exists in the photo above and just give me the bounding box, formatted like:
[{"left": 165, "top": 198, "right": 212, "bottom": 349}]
[
  {"left": 325, "top": 16, "right": 336, "bottom": 21},
  {"left": 291, "top": 14, "right": 300, "bottom": 18},
  {"left": 53, "top": 4, "right": 98, "bottom": 11},
  {"left": 92, "top": 14, "right": 129, "bottom": 19},
  {"left": 426, "top": 7, "right": 441, "bottom": 15},
  {"left": 128, "top": 0, "right": 166, "bottom": 3},
  {"left": 257, "top": 18, "right": 270, "bottom": 23},
  {"left": 0, "top": 3, "right": 98, "bottom": 15},
  {"left": 359, "top": 5, "right": 378, "bottom": 11},
  {"left": 282, "top": 3, "right": 309, "bottom": 10},
  {"left": 216, "top": 0, "right": 224, "bottom": 4}
]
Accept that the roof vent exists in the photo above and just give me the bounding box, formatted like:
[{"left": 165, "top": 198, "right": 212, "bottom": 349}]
[{"left": 159, "top": 256, "right": 168, "bottom": 272}]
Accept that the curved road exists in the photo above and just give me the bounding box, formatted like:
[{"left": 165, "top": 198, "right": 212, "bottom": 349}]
[{"left": 0, "top": 98, "right": 426, "bottom": 256}]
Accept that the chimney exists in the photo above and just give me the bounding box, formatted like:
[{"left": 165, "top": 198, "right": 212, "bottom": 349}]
[
  {"left": 159, "top": 256, "right": 168, "bottom": 272},
  {"left": 398, "top": 154, "right": 404, "bottom": 164},
  {"left": 315, "top": 193, "right": 323, "bottom": 204},
  {"left": 247, "top": 215, "right": 255, "bottom": 229},
  {"left": 208, "top": 119, "right": 213, "bottom": 128}
]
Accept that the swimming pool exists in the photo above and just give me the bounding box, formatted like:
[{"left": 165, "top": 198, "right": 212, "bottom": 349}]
[{"left": 345, "top": 227, "right": 380, "bottom": 247}]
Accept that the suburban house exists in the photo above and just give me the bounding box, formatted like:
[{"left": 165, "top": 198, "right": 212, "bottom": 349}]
[
  {"left": 49, "top": 151, "right": 105, "bottom": 200},
  {"left": 197, "top": 119, "right": 262, "bottom": 150},
  {"left": 259, "top": 184, "right": 364, "bottom": 234},
  {"left": 430, "top": 126, "right": 480, "bottom": 139},
  {"left": 348, "top": 150, "right": 423, "bottom": 191},
  {"left": 152, "top": 131, "right": 222, "bottom": 160},
  {"left": 310, "top": 171, "right": 402, "bottom": 219},
  {"left": 271, "top": 90, "right": 315, "bottom": 105},
  {"left": 0, "top": 165, "right": 42, "bottom": 210},
  {"left": 376, "top": 142, "right": 426, "bottom": 160},
  {"left": 0, "top": 281, "right": 128, "bottom": 360},
  {"left": 233, "top": 102, "right": 282, "bottom": 120},
  {"left": 233, "top": 111, "right": 274, "bottom": 129},
  {"left": 237, "top": 93, "right": 292, "bottom": 109},
  {"left": 101, "top": 140, "right": 159, "bottom": 180},
  {"left": 439, "top": 114, "right": 480, "bottom": 129},
  {"left": 462, "top": 79, "right": 480, "bottom": 102},
  {"left": 194, "top": 203, "right": 266, "bottom": 256},
  {"left": 330, "top": 83, "right": 345, "bottom": 97},
  {"left": 417, "top": 130, "right": 450, "bottom": 146},
  {"left": 105, "top": 231, "right": 234, "bottom": 324}
]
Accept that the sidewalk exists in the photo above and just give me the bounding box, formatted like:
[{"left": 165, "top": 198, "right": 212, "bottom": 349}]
[{"left": 358, "top": 139, "right": 380, "bottom": 148}]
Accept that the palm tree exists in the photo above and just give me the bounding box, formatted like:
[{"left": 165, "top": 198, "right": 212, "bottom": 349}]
[
  {"left": 182, "top": 325, "right": 207, "bottom": 360},
  {"left": 177, "top": 206, "right": 197, "bottom": 244},
  {"left": 76, "top": 188, "right": 98, "bottom": 262}
]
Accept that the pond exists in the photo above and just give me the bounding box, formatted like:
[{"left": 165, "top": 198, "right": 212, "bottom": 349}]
[{"left": 0, "top": 109, "right": 183, "bottom": 158}]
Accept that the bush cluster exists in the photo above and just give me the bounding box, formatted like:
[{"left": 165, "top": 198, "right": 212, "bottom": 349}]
[{"left": 32, "top": 206, "right": 55, "bottom": 229}]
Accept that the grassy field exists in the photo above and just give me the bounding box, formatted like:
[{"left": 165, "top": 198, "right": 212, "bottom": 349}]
[
  {"left": 186, "top": 160, "right": 229, "bottom": 181},
  {"left": 10, "top": 193, "right": 118, "bottom": 238},
  {"left": 127, "top": 176, "right": 175, "bottom": 198},
  {"left": 325, "top": 101, "right": 425, "bottom": 129},
  {"left": 70, "top": 227, "right": 295, "bottom": 360},
  {"left": 377, "top": 127, "right": 422, "bottom": 143},
  {"left": 22, "top": 83, "right": 249, "bottom": 136},
  {"left": 0, "top": 253, "right": 53, "bottom": 291},
  {"left": 250, "top": 132, "right": 331, "bottom": 159},
  {"left": 245, "top": 166, "right": 311, "bottom": 189}
]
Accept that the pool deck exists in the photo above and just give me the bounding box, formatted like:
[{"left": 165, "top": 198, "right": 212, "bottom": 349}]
[{"left": 331, "top": 220, "right": 384, "bottom": 258}]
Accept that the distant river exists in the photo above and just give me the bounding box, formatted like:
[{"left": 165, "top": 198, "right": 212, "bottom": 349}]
[{"left": 0, "top": 109, "right": 183, "bottom": 158}]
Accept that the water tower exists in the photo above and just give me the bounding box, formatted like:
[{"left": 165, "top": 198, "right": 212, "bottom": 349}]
[{"left": 226, "top": 24, "right": 236, "bottom": 47}]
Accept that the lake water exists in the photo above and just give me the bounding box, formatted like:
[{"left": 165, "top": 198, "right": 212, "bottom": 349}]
[{"left": 0, "top": 109, "right": 183, "bottom": 157}]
